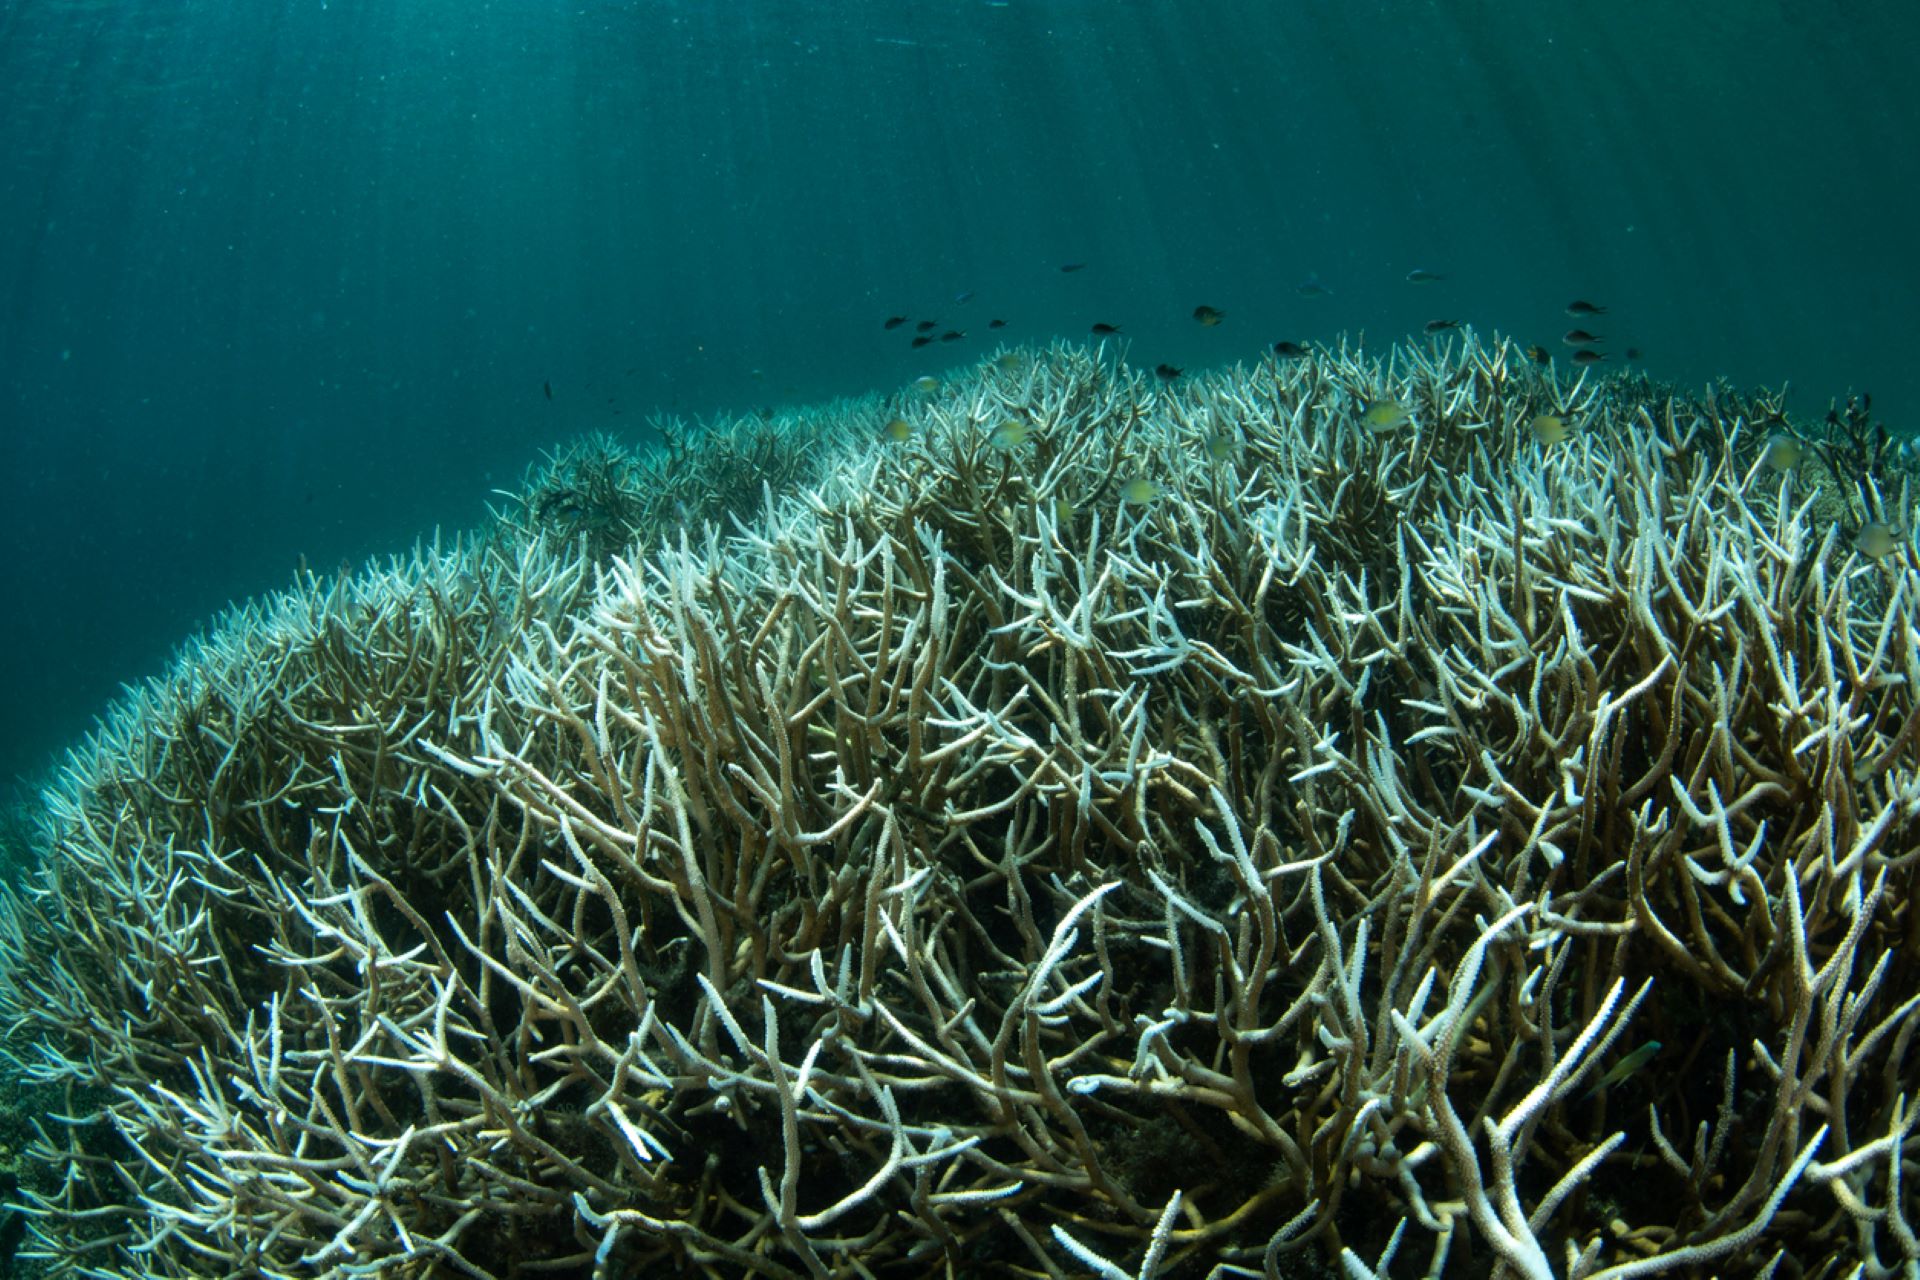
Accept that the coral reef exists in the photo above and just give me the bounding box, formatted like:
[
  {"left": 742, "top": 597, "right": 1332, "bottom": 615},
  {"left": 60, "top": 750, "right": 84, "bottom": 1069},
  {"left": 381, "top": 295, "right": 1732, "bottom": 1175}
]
[
  {"left": 1, "top": 337, "right": 1918, "bottom": 1279},
  {"left": 505, "top": 399, "right": 879, "bottom": 563}
]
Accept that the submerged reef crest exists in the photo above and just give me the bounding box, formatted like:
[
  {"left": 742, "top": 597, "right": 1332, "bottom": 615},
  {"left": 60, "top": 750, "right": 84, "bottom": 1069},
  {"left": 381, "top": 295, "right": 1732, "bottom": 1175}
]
[{"left": 1, "top": 336, "right": 1918, "bottom": 1279}]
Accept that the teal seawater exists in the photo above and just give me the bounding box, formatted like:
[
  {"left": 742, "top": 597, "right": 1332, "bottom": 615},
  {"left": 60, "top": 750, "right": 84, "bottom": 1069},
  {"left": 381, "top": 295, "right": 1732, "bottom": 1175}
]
[{"left": 1, "top": 0, "right": 1917, "bottom": 790}]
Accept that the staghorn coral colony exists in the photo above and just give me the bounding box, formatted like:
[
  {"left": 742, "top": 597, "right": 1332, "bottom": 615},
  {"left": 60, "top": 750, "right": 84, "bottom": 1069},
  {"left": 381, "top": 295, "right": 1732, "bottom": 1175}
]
[{"left": 1, "top": 335, "right": 1918, "bottom": 1280}]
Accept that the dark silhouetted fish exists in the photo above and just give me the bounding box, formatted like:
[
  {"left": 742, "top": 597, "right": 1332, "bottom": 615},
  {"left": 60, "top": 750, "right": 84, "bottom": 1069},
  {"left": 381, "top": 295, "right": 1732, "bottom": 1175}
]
[
  {"left": 988, "top": 318, "right": 1007, "bottom": 329},
  {"left": 884, "top": 316, "right": 908, "bottom": 329},
  {"left": 1571, "top": 349, "right": 1606, "bottom": 366},
  {"left": 1524, "top": 344, "right": 1552, "bottom": 364},
  {"left": 916, "top": 320, "right": 938, "bottom": 332},
  {"left": 1272, "top": 341, "right": 1309, "bottom": 358},
  {"left": 911, "top": 335, "right": 934, "bottom": 348},
  {"left": 543, "top": 381, "right": 553, "bottom": 401},
  {"left": 1192, "top": 305, "right": 1226, "bottom": 326},
  {"left": 1060, "top": 262, "right": 1087, "bottom": 273},
  {"left": 1564, "top": 329, "right": 1603, "bottom": 345},
  {"left": 1155, "top": 363, "right": 1183, "bottom": 380},
  {"left": 940, "top": 330, "right": 964, "bottom": 342},
  {"left": 1566, "top": 300, "right": 1607, "bottom": 317},
  {"left": 1091, "top": 322, "right": 1122, "bottom": 335},
  {"left": 1423, "top": 319, "right": 1461, "bottom": 334}
]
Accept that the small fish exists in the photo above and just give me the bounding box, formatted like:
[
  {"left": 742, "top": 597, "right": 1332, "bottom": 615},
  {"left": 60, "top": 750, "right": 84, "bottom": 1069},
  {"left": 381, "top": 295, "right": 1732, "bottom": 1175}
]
[
  {"left": 1121, "top": 477, "right": 1158, "bottom": 504},
  {"left": 884, "top": 316, "right": 909, "bottom": 329},
  {"left": 1564, "top": 329, "right": 1604, "bottom": 345},
  {"left": 911, "top": 335, "right": 934, "bottom": 348},
  {"left": 1361, "top": 399, "right": 1411, "bottom": 432},
  {"left": 1296, "top": 275, "right": 1332, "bottom": 297},
  {"left": 1192, "top": 305, "right": 1226, "bottom": 326},
  {"left": 1053, "top": 495, "right": 1074, "bottom": 523},
  {"left": 1423, "top": 319, "right": 1461, "bottom": 334},
  {"left": 1625, "top": 347, "right": 1642, "bottom": 361},
  {"left": 1571, "top": 349, "right": 1606, "bottom": 366},
  {"left": 989, "top": 419, "right": 1029, "bottom": 450},
  {"left": 913, "top": 376, "right": 941, "bottom": 392},
  {"left": 1406, "top": 268, "right": 1446, "bottom": 283},
  {"left": 1203, "top": 433, "right": 1235, "bottom": 461},
  {"left": 543, "top": 380, "right": 553, "bottom": 401},
  {"left": 988, "top": 318, "right": 1008, "bottom": 329},
  {"left": 1272, "top": 341, "right": 1309, "bottom": 359},
  {"left": 1059, "top": 262, "right": 1087, "bottom": 273},
  {"left": 1566, "top": 300, "right": 1607, "bottom": 317},
  {"left": 995, "top": 352, "right": 1024, "bottom": 371},
  {"left": 916, "top": 320, "right": 938, "bottom": 332},
  {"left": 883, "top": 418, "right": 913, "bottom": 443},
  {"left": 954, "top": 290, "right": 974, "bottom": 303},
  {"left": 1856, "top": 523, "right": 1901, "bottom": 560},
  {"left": 1090, "top": 322, "right": 1122, "bottom": 336},
  {"left": 1529, "top": 413, "right": 1571, "bottom": 445},
  {"left": 1582, "top": 1040, "right": 1661, "bottom": 1099},
  {"left": 1524, "top": 344, "right": 1552, "bottom": 365},
  {"left": 1763, "top": 432, "right": 1803, "bottom": 471},
  {"left": 940, "top": 330, "right": 965, "bottom": 342},
  {"left": 1155, "top": 363, "right": 1183, "bottom": 381}
]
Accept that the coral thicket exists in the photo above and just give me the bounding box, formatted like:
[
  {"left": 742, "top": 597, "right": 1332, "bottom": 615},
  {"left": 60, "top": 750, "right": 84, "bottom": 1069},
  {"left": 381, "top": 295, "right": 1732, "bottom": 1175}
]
[{"left": 2, "top": 337, "right": 1917, "bottom": 1280}]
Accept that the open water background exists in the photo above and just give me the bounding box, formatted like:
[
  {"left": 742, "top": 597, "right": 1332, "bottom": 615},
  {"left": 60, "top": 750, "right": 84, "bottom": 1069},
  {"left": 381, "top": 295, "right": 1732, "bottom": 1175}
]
[{"left": 1, "top": 0, "right": 1916, "bottom": 793}]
